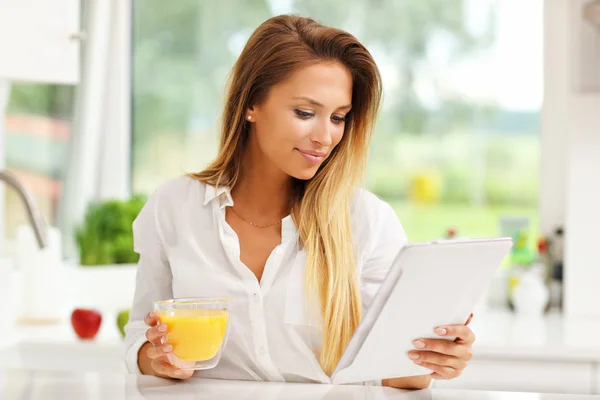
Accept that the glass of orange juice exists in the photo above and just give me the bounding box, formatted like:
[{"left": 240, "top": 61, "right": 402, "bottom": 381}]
[{"left": 154, "top": 298, "right": 231, "bottom": 370}]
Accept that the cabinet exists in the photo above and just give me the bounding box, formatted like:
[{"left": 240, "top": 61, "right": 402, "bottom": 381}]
[
  {"left": 580, "top": 0, "right": 600, "bottom": 92},
  {"left": 0, "top": 0, "right": 81, "bottom": 84}
]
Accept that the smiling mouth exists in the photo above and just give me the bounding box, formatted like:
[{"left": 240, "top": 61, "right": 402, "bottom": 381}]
[{"left": 295, "top": 149, "right": 326, "bottom": 164}]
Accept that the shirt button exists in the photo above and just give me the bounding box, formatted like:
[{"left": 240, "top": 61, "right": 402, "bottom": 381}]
[{"left": 275, "top": 247, "right": 283, "bottom": 255}]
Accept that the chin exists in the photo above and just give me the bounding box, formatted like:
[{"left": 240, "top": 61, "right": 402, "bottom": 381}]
[{"left": 289, "top": 167, "right": 319, "bottom": 181}]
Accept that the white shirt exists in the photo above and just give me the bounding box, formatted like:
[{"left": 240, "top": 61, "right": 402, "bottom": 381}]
[{"left": 124, "top": 175, "right": 407, "bottom": 384}]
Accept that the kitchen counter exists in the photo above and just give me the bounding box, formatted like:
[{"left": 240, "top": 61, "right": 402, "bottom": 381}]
[
  {"left": 7, "top": 307, "right": 600, "bottom": 362},
  {"left": 1, "top": 369, "right": 598, "bottom": 400},
  {"left": 468, "top": 308, "right": 600, "bottom": 362},
  {"left": 6, "top": 260, "right": 600, "bottom": 366},
  {"left": 6, "top": 308, "right": 600, "bottom": 393}
]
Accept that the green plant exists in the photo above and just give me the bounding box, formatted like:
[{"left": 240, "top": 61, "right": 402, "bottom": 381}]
[{"left": 75, "top": 195, "right": 147, "bottom": 266}]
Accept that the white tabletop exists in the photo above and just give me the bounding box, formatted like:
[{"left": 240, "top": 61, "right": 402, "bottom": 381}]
[{"left": 1, "top": 369, "right": 598, "bottom": 400}]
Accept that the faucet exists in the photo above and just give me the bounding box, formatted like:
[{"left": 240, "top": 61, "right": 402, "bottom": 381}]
[{"left": 0, "top": 170, "right": 47, "bottom": 249}]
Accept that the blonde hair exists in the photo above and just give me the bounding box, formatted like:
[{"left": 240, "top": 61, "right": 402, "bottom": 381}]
[{"left": 188, "top": 15, "right": 382, "bottom": 375}]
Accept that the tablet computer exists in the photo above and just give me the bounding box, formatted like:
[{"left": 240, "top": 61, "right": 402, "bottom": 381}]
[{"left": 331, "top": 237, "right": 513, "bottom": 384}]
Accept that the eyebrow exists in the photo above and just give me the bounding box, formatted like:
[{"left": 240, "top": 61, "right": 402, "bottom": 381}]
[{"left": 292, "top": 96, "right": 352, "bottom": 111}]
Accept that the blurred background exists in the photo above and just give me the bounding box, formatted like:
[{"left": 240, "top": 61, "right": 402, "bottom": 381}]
[
  {"left": 1, "top": 0, "right": 599, "bottom": 395},
  {"left": 4, "top": 0, "right": 543, "bottom": 247}
]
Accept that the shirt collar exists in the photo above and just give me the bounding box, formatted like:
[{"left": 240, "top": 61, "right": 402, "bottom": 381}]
[
  {"left": 203, "top": 184, "right": 233, "bottom": 209},
  {"left": 204, "top": 184, "right": 298, "bottom": 239},
  {"left": 281, "top": 215, "right": 297, "bottom": 242}
]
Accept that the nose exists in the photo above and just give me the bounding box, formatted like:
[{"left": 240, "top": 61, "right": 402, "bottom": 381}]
[{"left": 309, "top": 119, "right": 333, "bottom": 147}]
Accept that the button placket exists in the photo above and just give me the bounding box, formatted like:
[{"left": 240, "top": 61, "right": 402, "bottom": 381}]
[{"left": 246, "top": 282, "right": 267, "bottom": 358}]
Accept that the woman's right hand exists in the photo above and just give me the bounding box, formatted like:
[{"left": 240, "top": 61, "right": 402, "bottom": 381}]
[{"left": 139, "top": 312, "right": 194, "bottom": 379}]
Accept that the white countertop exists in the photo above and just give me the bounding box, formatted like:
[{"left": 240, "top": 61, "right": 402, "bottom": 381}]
[
  {"left": 7, "top": 307, "right": 600, "bottom": 364},
  {"left": 1, "top": 369, "right": 598, "bottom": 400},
  {"left": 5, "top": 309, "right": 122, "bottom": 348},
  {"left": 5, "top": 309, "right": 600, "bottom": 396}
]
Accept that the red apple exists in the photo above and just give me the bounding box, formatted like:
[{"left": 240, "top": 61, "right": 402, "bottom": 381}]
[{"left": 71, "top": 309, "right": 102, "bottom": 340}]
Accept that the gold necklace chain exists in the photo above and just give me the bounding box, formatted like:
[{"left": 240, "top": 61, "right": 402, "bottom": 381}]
[{"left": 229, "top": 206, "right": 282, "bottom": 228}]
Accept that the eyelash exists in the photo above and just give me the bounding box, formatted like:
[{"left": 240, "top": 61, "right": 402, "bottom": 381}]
[{"left": 294, "top": 109, "right": 347, "bottom": 125}]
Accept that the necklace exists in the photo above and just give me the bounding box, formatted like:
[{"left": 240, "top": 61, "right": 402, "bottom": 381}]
[{"left": 229, "top": 206, "right": 282, "bottom": 228}]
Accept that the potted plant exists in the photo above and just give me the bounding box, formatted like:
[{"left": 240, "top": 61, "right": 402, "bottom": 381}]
[
  {"left": 68, "top": 195, "right": 146, "bottom": 318},
  {"left": 76, "top": 195, "right": 146, "bottom": 266}
]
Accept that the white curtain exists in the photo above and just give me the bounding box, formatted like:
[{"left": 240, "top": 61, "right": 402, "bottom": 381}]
[
  {"left": 0, "top": 80, "right": 10, "bottom": 256},
  {"left": 59, "top": 0, "right": 132, "bottom": 260}
]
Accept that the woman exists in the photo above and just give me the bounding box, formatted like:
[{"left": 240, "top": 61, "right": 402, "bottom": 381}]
[{"left": 124, "top": 14, "right": 475, "bottom": 390}]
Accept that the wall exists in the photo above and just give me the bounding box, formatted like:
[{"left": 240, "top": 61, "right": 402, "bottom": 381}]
[{"left": 544, "top": 0, "right": 600, "bottom": 318}]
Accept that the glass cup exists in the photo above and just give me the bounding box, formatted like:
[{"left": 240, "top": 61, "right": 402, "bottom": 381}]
[{"left": 154, "top": 298, "right": 232, "bottom": 370}]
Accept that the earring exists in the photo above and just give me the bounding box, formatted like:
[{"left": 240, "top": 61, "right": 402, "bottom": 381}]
[{"left": 247, "top": 115, "right": 252, "bottom": 121}]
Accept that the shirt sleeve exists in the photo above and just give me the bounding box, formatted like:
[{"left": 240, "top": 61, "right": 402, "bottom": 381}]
[{"left": 123, "top": 189, "right": 173, "bottom": 374}]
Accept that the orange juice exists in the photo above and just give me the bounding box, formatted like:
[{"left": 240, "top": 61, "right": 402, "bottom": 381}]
[{"left": 159, "top": 309, "right": 229, "bottom": 361}]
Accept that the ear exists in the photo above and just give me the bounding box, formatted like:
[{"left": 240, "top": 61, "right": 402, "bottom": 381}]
[{"left": 246, "top": 105, "right": 255, "bottom": 121}]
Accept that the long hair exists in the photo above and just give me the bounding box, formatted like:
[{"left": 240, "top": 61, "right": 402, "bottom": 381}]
[{"left": 188, "top": 15, "right": 382, "bottom": 376}]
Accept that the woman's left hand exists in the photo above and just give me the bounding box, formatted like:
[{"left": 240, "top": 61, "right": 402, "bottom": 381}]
[{"left": 407, "top": 313, "right": 475, "bottom": 380}]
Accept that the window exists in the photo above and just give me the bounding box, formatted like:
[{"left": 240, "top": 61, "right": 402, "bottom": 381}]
[
  {"left": 132, "top": 0, "right": 542, "bottom": 241},
  {"left": 3, "top": 84, "right": 75, "bottom": 243},
  {"left": 0, "top": 0, "right": 80, "bottom": 255}
]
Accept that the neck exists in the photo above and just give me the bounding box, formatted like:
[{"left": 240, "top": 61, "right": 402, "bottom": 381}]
[{"left": 231, "top": 147, "right": 294, "bottom": 223}]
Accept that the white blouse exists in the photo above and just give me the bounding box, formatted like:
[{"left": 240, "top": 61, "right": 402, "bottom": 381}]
[{"left": 124, "top": 176, "right": 407, "bottom": 384}]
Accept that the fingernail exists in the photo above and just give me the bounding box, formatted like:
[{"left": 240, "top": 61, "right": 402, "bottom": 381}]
[
  {"left": 149, "top": 312, "right": 155, "bottom": 318},
  {"left": 413, "top": 340, "right": 425, "bottom": 349},
  {"left": 408, "top": 353, "right": 420, "bottom": 360},
  {"left": 414, "top": 360, "right": 422, "bottom": 365},
  {"left": 435, "top": 328, "right": 447, "bottom": 335},
  {"left": 163, "top": 345, "right": 172, "bottom": 352},
  {"left": 158, "top": 324, "right": 167, "bottom": 332},
  {"left": 174, "top": 370, "right": 182, "bottom": 376}
]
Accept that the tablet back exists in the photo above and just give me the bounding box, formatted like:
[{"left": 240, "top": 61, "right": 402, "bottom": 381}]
[{"left": 332, "top": 237, "right": 513, "bottom": 384}]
